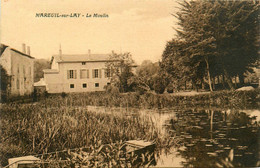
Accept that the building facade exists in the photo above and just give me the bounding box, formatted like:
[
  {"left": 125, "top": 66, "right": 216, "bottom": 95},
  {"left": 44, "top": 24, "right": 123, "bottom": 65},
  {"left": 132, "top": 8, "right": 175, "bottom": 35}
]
[
  {"left": 43, "top": 50, "right": 115, "bottom": 93},
  {"left": 0, "top": 44, "right": 34, "bottom": 97}
]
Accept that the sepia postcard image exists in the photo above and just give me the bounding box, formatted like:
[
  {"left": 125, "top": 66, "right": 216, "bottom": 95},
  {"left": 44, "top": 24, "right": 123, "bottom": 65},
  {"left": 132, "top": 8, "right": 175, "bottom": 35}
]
[{"left": 0, "top": 0, "right": 259, "bottom": 167}]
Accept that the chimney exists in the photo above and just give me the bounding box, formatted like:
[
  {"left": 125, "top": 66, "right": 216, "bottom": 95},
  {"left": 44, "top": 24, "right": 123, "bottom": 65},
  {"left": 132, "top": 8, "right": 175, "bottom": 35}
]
[
  {"left": 88, "top": 49, "right": 91, "bottom": 56},
  {"left": 27, "top": 46, "right": 30, "bottom": 55},
  {"left": 22, "top": 43, "right": 26, "bottom": 54},
  {"left": 59, "top": 44, "right": 62, "bottom": 59},
  {"left": 112, "top": 50, "right": 114, "bottom": 55}
]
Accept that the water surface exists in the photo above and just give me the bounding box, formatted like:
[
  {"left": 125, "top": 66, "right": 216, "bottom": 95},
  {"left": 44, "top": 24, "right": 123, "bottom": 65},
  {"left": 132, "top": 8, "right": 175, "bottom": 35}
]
[{"left": 87, "top": 106, "right": 259, "bottom": 167}]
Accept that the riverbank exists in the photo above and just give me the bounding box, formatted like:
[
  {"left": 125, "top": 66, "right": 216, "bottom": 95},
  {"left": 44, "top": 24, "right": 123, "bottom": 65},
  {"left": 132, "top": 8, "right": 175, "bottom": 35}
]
[
  {"left": 1, "top": 89, "right": 259, "bottom": 167},
  {"left": 38, "top": 88, "right": 259, "bottom": 110}
]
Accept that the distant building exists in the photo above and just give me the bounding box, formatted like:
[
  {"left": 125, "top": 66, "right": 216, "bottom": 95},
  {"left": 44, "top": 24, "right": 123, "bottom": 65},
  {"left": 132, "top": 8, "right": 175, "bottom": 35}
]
[
  {"left": 43, "top": 49, "right": 118, "bottom": 93},
  {"left": 0, "top": 44, "right": 34, "bottom": 98}
]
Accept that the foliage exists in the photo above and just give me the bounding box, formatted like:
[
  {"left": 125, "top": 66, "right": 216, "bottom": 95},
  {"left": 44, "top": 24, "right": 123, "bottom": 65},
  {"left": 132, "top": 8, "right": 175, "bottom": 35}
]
[
  {"left": 34, "top": 59, "right": 50, "bottom": 82},
  {"left": 135, "top": 60, "right": 160, "bottom": 91},
  {"left": 0, "top": 65, "right": 11, "bottom": 102},
  {"left": 39, "top": 89, "right": 259, "bottom": 109},
  {"left": 166, "top": 84, "right": 174, "bottom": 93},
  {"left": 106, "top": 52, "right": 135, "bottom": 92},
  {"left": 0, "top": 90, "right": 259, "bottom": 166},
  {"left": 0, "top": 98, "right": 172, "bottom": 166},
  {"left": 161, "top": 0, "right": 259, "bottom": 91}
]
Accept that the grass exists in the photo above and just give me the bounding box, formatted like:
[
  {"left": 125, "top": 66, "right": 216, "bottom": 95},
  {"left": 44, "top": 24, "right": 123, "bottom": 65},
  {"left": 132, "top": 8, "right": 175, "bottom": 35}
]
[
  {"left": 39, "top": 88, "right": 259, "bottom": 109},
  {"left": 0, "top": 89, "right": 258, "bottom": 166},
  {"left": 0, "top": 100, "right": 175, "bottom": 167}
]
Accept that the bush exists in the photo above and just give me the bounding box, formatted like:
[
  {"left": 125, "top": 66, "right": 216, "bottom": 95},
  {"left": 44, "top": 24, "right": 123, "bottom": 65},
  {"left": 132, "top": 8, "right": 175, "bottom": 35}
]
[
  {"left": 166, "top": 84, "right": 174, "bottom": 93},
  {"left": 61, "top": 92, "right": 67, "bottom": 98},
  {"left": 153, "top": 78, "right": 166, "bottom": 94}
]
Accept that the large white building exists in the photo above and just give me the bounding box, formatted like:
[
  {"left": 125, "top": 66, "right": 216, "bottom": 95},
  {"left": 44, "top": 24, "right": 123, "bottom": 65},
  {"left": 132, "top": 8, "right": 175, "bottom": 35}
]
[
  {"left": 0, "top": 44, "right": 34, "bottom": 98},
  {"left": 43, "top": 50, "right": 115, "bottom": 93}
]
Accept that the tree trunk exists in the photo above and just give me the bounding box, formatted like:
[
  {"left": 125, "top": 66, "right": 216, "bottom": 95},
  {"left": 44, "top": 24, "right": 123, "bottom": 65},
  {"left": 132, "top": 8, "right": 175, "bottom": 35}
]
[
  {"left": 238, "top": 74, "right": 245, "bottom": 87},
  {"left": 234, "top": 76, "right": 237, "bottom": 88},
  {"left": 224, "top": 69, "right": 235, "bottom": 90},
  {"left": 212, "top": 77, "right": 215, "bottom": 90},
  {"left": 192, "top": 80, "right": 198, "bottom": 91},
  {"left": 201, "top": 80, "right": 205, "bottom": 90},
  {"left": 205, "top": 56, "right": 213, "bottom": 92},
  {"left": 210, "top": 110, "right": 214, "bottom": 139},
  {"left": 222, "top": 74, "right": 226, "bottom": 89}
]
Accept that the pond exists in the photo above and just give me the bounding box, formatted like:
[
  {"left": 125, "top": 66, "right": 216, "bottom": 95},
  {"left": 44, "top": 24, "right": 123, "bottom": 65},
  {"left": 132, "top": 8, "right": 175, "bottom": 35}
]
[{"left": 87, "top": 106, "right": 259, "bottom": 167}]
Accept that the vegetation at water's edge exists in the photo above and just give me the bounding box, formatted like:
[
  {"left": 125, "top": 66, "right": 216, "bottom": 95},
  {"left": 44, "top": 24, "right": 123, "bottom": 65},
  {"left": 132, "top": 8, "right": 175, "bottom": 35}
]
[
  {"left": 0, "top": 101, "right": 174, "bottom": 167},
  {"left": 35, "top": 89, "right": 260, "bottom": 110}
]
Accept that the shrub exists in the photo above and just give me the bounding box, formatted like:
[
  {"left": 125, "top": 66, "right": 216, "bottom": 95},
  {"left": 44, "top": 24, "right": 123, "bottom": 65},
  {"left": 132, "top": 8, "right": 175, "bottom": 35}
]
[
  {"left": 153, "top": 78, "right": 166, "bottom": 94},
  {"left": 166, "top": 84, "right": 174, "bottom": 93},
  {"left": 61, "top": 92, "right": 67, "bottom": 98}
]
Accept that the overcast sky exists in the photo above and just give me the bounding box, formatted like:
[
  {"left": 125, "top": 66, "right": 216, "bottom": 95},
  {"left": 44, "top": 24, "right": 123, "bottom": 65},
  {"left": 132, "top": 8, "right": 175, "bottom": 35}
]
[{"left": 1, "top": 0, "right": 179, "bottom": 64}]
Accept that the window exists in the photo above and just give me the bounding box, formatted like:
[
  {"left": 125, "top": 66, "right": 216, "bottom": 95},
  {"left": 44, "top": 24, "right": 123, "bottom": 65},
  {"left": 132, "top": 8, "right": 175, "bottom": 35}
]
[
  {"left": 80, "top": 69, "right": 89, "bottom": 79},
  {"left": 94, "top": 69, "right": 99, "bottom": 78},
  {"left": 82, "top": 83, "right": 87, "bottom": 88},
  {"left": 92, "top": 69, "right": 102, "bottom": 78},
  {"left": 82, "top": 62, "right": 86, "bottom": 65},
  {"left": 70, "top": 84, "right": 74, "bottom": 88},
  {"left": 67, "top": 70, "right": 77, "bottom": 79},
  {"left": 95, "top": 83, "right": 99, "bottom": 87},
  {"left": 107, "top": 83, "right": 111, "bottom": 86}
]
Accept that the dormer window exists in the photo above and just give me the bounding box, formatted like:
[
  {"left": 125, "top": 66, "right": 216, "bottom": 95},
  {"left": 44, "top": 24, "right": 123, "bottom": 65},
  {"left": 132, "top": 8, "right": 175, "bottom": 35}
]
[{"left": 82, "top": 62, "right": 86, "bottom": 65}]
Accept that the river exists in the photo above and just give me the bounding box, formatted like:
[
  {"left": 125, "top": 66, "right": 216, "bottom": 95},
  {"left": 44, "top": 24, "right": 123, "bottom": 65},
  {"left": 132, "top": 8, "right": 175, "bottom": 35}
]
[{"left": 86, "top": 106, "right": 259, "bottom": 167}]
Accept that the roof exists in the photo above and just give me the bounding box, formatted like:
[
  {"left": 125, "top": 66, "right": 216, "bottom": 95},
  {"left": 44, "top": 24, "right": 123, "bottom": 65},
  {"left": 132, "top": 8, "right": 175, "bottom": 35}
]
[
  {"left": 52, "top": 54, "right": 112, "bottom": 63},
  {"left": 34, "top": 78, "right": 46, "bottom": 87},
  {"left": 0, "top": 43, "right": 35, "bottom": 59},
  {"left": 0, "top": 44, "right": 8, "bottom": 56}
]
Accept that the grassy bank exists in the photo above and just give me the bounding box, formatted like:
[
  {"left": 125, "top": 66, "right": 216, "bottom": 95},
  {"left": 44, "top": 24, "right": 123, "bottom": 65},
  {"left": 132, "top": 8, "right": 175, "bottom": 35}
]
[
  {"left": 0, "top": 102, "right": 174, "bottom": 167},
  {"left": 40, "top": 89, "right": 259, "bottom": 109},
  {"left": 0, "top": 89, "right": 258, "bottom": 166}
]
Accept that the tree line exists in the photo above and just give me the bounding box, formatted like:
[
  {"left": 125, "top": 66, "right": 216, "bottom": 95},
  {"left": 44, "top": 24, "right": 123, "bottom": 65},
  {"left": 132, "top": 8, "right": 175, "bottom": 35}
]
[
  {"left": 108, "top": 0, "right": 259, "bottom": 94},
  {"left": 160, "top": 0, "right": 259, "bottom": 91}
]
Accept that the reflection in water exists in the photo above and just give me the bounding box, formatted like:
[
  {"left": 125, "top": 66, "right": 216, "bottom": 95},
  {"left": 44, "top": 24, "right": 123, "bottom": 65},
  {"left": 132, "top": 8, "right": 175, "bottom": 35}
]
[
  {"left": 165, "top": 109, "right": 259, "bottom": 167},
  {"left": 85, "top": 106, "right": 259, "bottom": 167}
]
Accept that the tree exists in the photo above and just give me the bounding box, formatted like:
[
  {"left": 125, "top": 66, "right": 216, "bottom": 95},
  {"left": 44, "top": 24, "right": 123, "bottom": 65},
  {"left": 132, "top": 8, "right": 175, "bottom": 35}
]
[
  {"left": 135, "top": 60, "right": 159, "bottom": 91},
  {"left": 34, "top": 59, "right": 51, "bottom": 82},
  {"left": 161, "top": 39, "right": 205, "bottom": 91},
  {"left": 212, "top": 0, "right": 259, "bottom": 87},
  {"left": 163, "top": 0, "right": 259, "bottom": 91},
  {"left": 105, "top": 52, "right": 135, "bottom": 92},
  {"left": 0, "top": 65, "right": 11, "bottom": 102}
]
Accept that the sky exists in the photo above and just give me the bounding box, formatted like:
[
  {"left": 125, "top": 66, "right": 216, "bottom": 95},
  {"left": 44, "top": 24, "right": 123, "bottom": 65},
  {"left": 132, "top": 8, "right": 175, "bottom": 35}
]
[{"left": 1, "top": 0, "right": 179, "bottom": 64}]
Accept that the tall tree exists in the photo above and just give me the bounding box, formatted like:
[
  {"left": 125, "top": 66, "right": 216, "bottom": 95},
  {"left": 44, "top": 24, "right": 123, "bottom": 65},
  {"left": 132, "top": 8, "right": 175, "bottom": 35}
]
[
  {"left": 163, "top": 0, "right": 259, "bottom": 90},
  {"left": 212, "top": 0, "right": 259, "bottom": 87}
]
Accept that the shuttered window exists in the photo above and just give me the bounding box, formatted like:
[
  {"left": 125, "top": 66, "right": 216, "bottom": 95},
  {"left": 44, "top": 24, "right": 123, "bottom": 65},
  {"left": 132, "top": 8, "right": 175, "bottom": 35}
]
[
  {"left": 93, "top": 69, "right": 99, "bottom": 78},
  {"left": 67, "top": 70, "right": 77, "bottom": 79},
  {"left": 92, "top": 69, "right": 103, "bottom": 78},
  {"left": 80, "top": 69, "right": 89, "bottom": 79},
  {"left": 99, "top": 69, "right": 102, "bottom": 78}
]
